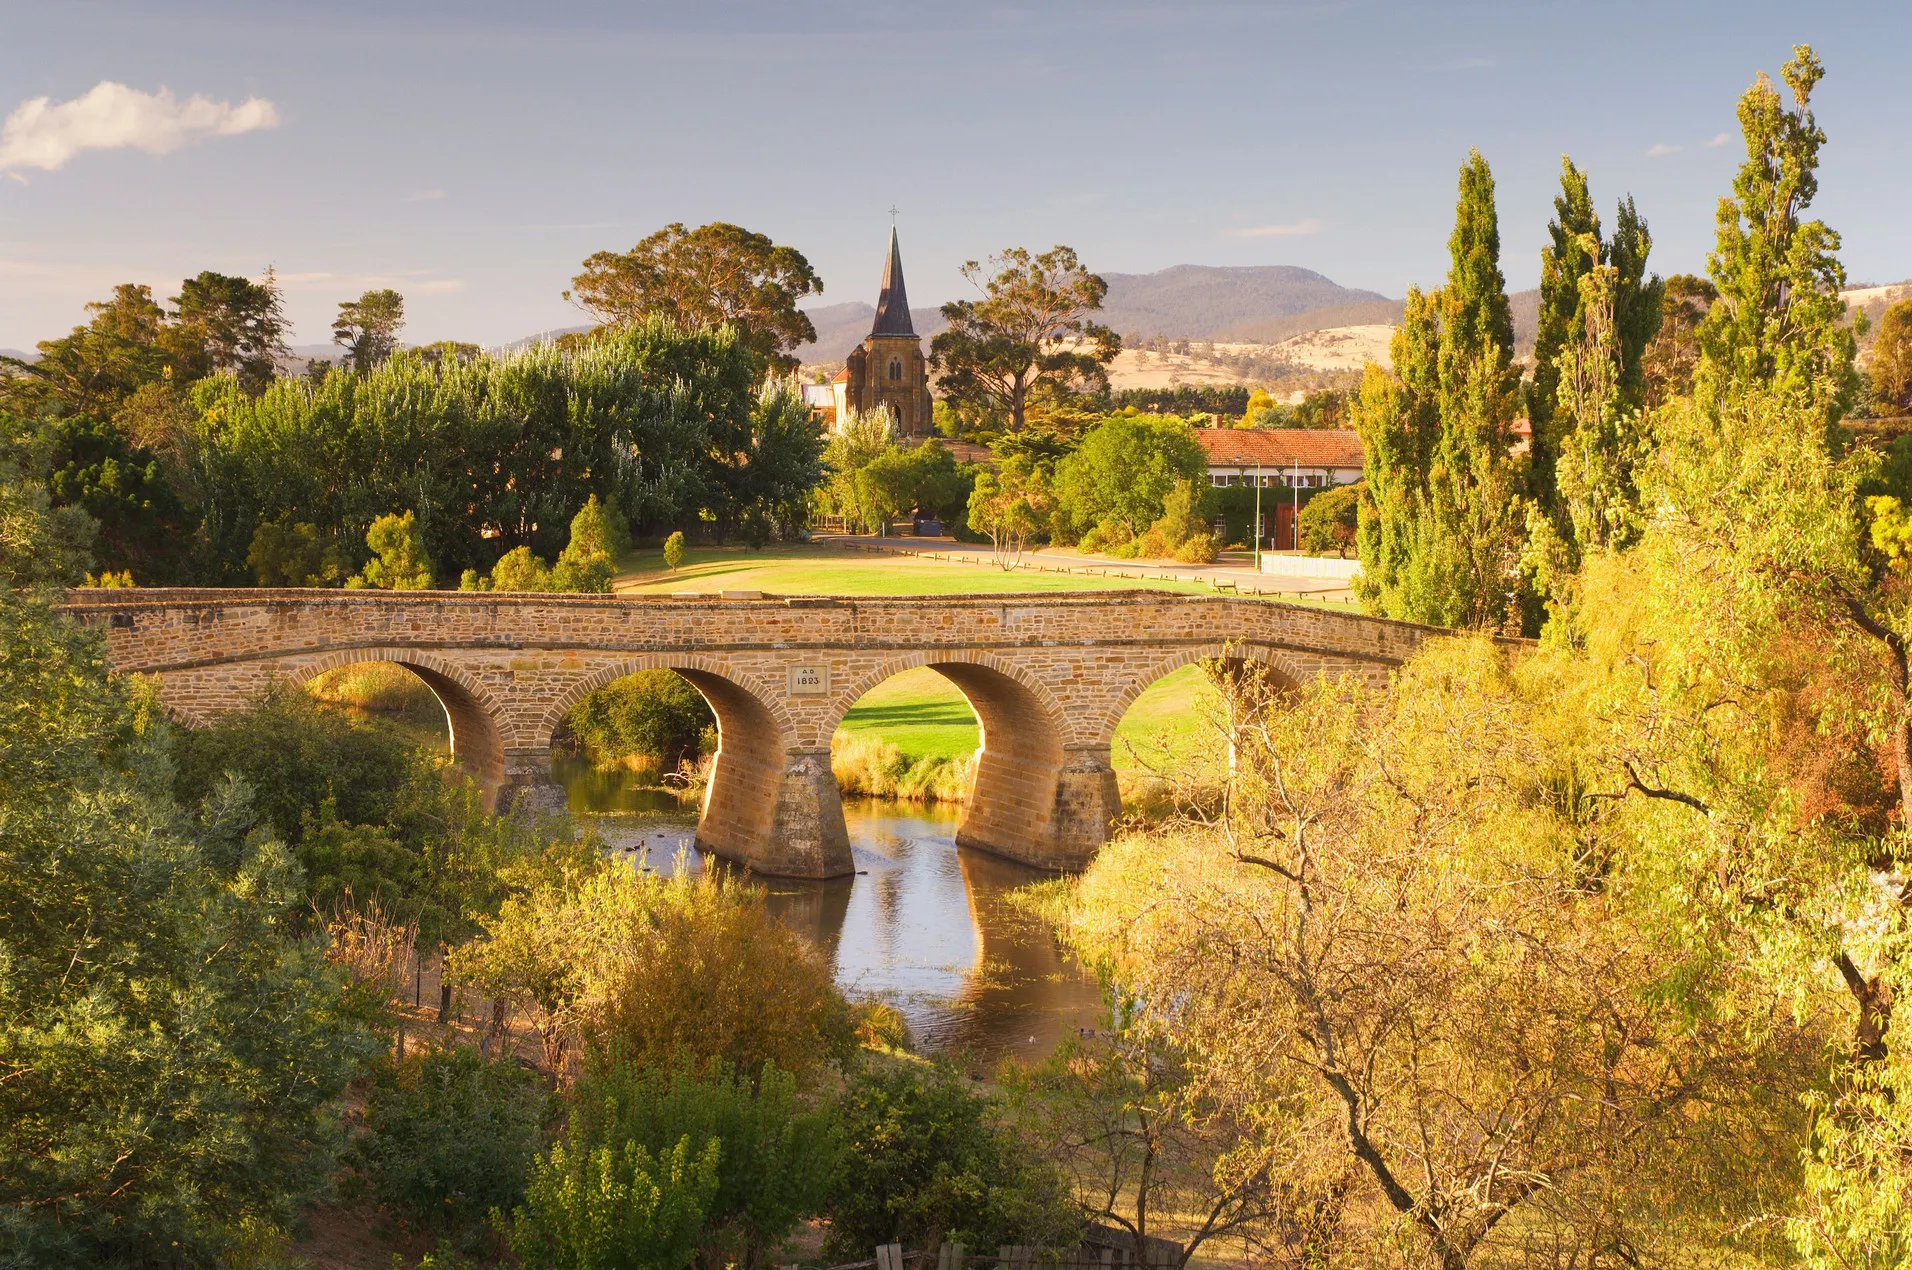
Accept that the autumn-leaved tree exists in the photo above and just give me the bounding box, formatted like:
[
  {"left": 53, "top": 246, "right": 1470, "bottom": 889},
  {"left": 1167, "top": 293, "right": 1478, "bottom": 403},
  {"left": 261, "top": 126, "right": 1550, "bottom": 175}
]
[
  {"left": 931, "top": 246, "right": 1120, "bottom": 432},
  {"left": 568, "top": 222, "right": 823, "bottom": 374}
]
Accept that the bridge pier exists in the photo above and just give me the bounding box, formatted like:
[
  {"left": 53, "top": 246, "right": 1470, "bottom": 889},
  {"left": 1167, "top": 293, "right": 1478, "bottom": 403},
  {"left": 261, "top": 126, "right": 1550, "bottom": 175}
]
[
  {"left": 1053, "top": 748, "right": 1122, "bottom": 868},
  {"left": 499, "top": 746, "right": 569, "bottom": 819}
]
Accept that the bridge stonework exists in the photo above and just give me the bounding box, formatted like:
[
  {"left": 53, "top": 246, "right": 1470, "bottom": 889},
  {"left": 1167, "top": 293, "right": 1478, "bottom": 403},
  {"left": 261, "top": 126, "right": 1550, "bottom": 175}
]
[{"left": 62, "top": 589, "right": 1441, "bottom": 878}]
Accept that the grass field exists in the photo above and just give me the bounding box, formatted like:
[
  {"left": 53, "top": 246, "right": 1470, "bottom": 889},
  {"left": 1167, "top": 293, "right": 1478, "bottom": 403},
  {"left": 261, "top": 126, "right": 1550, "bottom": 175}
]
[
  {"left": 614, "top": 543, "right": 1216, "bottom": 597},
  {"left": 833, "top": 663, "right": 1222, "bottom": 781}
]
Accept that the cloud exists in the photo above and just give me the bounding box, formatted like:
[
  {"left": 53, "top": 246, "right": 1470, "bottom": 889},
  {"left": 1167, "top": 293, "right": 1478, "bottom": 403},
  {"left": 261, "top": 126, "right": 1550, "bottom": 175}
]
[
  {"left": 1705, "top": 132, "right": 1731, "bottom": 148},
  {"left": 1646, "top": 143, "right": 1683, "bottom": 157},
  {"left": 1229, "top": 218, "right": 1324, "bottom": 239},
  {"left": 0, "top": 81, "right": 278, "bottom": 173},
  {"left": 402, "top": 189, "right": 445, "bottom": 202}
]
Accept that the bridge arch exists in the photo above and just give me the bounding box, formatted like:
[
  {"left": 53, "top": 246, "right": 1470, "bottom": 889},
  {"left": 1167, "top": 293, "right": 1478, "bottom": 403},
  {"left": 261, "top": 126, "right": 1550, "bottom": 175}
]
[
  {"left": 826, "top": 651, "right": 1110, "bottom": 872},
  {"left": 287, "top": 646, "right": 508, "bottom": 792},
  {"left": 541, "top": 654, "right": 849, "bottom": 879},
  {"left": 1090, "top": 641, "right": 1311, "bottom": 753}
]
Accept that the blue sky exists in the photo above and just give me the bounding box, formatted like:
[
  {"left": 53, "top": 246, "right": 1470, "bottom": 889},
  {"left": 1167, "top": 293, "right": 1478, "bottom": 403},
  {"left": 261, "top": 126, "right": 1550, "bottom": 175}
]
[{"left": 2, "top": 0, "right": 1907, "bottom": 351}]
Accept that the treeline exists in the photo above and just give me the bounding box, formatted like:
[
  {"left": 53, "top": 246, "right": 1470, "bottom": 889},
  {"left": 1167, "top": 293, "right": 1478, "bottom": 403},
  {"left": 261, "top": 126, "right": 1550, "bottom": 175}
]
[{"left": 2, "top": 289, "right": 826, "bottom": 586}]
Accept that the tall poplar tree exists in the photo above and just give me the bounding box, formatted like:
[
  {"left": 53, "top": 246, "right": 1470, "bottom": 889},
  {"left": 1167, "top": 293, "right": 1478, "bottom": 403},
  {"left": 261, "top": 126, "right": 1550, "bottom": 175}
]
[{"left": 1355, "top": 151, "right": 1525, "bottom": 629}]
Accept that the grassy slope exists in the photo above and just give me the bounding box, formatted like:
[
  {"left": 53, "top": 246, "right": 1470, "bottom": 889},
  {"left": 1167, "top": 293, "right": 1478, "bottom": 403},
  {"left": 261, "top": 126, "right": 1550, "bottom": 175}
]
[{"left": 615, "top": 543, "right": 1216, "bottom": 596}]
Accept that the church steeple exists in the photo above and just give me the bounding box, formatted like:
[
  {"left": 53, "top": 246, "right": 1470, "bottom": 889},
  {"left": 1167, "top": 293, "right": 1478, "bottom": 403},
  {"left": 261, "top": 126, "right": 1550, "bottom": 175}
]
[{"left": 870, "top": 226, "right": 915, "bottom": 337}]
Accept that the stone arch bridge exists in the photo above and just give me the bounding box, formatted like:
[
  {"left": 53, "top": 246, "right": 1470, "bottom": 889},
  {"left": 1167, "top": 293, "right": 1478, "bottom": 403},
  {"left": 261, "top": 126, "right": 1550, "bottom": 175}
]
[{"left": 63, "top": 589, "right": 1441, "bottom": 878}]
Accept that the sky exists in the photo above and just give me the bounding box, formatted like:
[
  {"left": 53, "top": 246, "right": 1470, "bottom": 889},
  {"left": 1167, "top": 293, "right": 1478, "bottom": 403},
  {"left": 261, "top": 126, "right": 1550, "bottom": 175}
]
[{"left": 2, "top": 0, "right": 1908, "bottom": 352}]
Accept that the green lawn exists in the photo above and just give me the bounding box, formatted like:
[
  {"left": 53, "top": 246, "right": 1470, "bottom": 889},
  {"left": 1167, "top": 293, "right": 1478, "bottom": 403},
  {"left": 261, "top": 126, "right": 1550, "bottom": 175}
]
[
  {"left": 615, "top": 543, "right": 1215, "bottom": 597},
  {"left": 833, "top": 663, "right": 1221, "bottom": 776}
]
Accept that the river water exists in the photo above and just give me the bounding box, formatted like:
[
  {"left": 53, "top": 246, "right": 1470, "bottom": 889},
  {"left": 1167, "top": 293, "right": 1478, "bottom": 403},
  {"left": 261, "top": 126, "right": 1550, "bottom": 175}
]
[{"left": 550, "top": 754, "right": 1105, "bottom": 1067}]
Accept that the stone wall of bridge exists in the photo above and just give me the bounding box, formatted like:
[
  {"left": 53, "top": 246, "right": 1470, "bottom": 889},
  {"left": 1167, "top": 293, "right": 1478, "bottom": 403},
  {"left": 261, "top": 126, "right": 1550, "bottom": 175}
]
[{"left": 62, "top": 589, "right": 1442, "bottom": 877}]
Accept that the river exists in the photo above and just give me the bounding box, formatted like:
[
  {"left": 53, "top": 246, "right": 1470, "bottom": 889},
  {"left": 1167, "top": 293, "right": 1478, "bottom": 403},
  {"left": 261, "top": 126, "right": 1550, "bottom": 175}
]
[{"left": 551, "top": 753, "right": 1105, "bottom": 1067}]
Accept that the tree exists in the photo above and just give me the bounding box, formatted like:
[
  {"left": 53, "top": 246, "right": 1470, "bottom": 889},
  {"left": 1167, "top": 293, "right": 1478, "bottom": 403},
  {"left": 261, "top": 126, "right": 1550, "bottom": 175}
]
[
  {"left": 1052, "top": 412, "right": 1209, "bottom": 542},
  {"left": 1354, "top": 152, "right": 1526, "bottom": 629},
  {"left": 0, "top": 423, "right": 96, "bottom": 587},
  {"left": 333, "top": 288, "right": 406, "bottom": 371},
  {"left": 1698, "top": 45, "right": 1858, "bottom": 418},
  {"left": 550, "top": 494, "right": 628, "bottom": 593},
  {"left": 247, "top": 520, "right": 347, "bottom": 586},
  {"left": 663, "top": 530, "right": 686, "bottom": 570},
  {"left": 0, "top": 589, "right": 376, "bottom": 1261},
  {"left": 566, "top": 670, "right": 715, "bottom": 769},
  {"left": 967, "top": 456, "right": 1054, "bottom": 570},
  {"left": 173, "top": 268, "right": 289, "bottom": 395},
  {"left": 1870, "top": 298, "right": 1912, "bottom": 415},
  {"left": 826, "top": 1063, "right": 1078, "bottom": 1258},
  {"left": 1528, "top": 158, "right": 1663, "bottom": 509},
  {"left": 1640, "top": 273, "right": 1718, "bottom": 407},
  {"left": 0, "top": 283, "right": 207, "bottom": 418},
  {"left": 931, "top": 246, "right": 1120, "bottom": 431},
  {"left": 349, "top": 510, "right": 434, "bottom": 589},
  {"left": 1296, "top": 482, "right": 1359, "bottom": 557},
  {"left": 568, "top": 222, "right": 823, "bottom": 374}
]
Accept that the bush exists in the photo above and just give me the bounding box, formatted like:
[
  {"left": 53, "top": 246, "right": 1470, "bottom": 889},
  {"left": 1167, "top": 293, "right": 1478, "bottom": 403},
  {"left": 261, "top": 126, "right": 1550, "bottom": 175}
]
[
  {"left": 1298, "top": 481, "right": 1361, "bottom": 557},
  {"left": 831, "top": 733, "right": 976, "bottom": 802},
  {"left": 1130, "top": 527, "right": 1172, "bottom": 559},
  {"left": 825, "top": 1064, "right": 1078, "bottom": 1258},
  {"left": 351, "top": 1046, "right": 549, "bottom": 1233},
  {"left": 567, "top": 670, "right": 716, "bottom": 768},
  {"left": 1173, "top": 530, "right": 1218, "bottom": 563},
  {"left": 663, "top": 530, "right": 687, "bottom": 570},
  {"left": 580, "top": 870, "right": 859, "bottom": 1083},
  {"left": 507, "top": 1121, "right": 720, "bottom": 1270},
  {"left": 573, "top": 1055, "right": 839, "bottom": 1270}
]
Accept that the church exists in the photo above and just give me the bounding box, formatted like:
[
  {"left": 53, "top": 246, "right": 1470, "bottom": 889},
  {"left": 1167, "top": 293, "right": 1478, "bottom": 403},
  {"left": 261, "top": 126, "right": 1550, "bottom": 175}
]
[{"left": 831, "top": 227, "right": 936, "bottom": 438}]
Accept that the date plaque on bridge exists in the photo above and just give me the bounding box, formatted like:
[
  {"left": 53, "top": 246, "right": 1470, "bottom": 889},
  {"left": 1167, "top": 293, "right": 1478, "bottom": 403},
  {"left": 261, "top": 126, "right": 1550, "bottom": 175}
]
[{"left": 787, "top": 665, "right": 829, "bottom": 696}]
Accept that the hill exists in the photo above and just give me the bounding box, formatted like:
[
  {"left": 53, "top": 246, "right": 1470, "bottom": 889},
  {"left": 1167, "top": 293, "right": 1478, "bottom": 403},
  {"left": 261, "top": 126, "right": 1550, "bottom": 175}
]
[{"left": 1098, "top": 265, "right": 1390, "bottom": 341}]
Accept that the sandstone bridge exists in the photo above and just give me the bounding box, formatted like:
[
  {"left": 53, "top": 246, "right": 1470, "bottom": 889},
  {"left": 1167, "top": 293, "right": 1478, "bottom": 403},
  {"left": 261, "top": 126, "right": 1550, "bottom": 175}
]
[{"left": 63, "top": 589, "right": 1442, "bottom": 878}]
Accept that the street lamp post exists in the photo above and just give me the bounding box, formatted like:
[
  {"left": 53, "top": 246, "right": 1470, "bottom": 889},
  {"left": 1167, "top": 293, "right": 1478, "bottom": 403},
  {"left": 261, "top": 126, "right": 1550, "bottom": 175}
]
[{"left": 1253, "top": 455, "right": 1263, "bottom": 572}]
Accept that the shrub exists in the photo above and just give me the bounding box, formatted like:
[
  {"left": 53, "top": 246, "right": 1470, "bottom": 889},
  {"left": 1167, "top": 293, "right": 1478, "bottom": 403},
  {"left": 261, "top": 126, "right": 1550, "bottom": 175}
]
[
  {"left": 831, "top": 733, "right": 975, "bottom": 803},
  {"left": 574, "top": 1055, "right": 839, "bottom": 1270},
  {"left": 1173, "top": 530, "right": 1218, "bottom": 563},
  {"left": 567, "top": 670, "right": 716, "bottom": 768},
  {"left": 488, "top": 545, "right": 554, "bottom": 592},
  {"left": 351, "top": 1046, "right": 549, "bottom": 1233},
  {"left": 1130, "top": 528, "right": 1172, "bottom": 559},
  {"left": 580, "top": 870, "right": 859, "bottom": 1082},
  {"left": 506, "top": 1122, "right": 720, "bottom": 1270},
  {"left": 349, "top": 510, "right": 434, "bottom": 589},
  {"left": 663, "top": 530, "right": 687, "bottom": 570},
  {"left": 1298, "top": 481, "right": 1361, "bottom": 557},
  {"left": 825, "top": 1063, "right": 1078, "bottom": 1257}
]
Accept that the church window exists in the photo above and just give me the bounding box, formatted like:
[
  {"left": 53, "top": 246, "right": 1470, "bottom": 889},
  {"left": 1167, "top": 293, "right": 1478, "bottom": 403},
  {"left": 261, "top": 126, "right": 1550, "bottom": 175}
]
[{"left": 888, "top": 359, "right": 901, "bottom": 381}]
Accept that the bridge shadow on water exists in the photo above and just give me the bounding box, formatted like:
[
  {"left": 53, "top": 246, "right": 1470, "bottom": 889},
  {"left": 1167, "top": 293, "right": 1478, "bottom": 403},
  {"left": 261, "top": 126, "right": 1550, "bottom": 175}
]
[{"left": 559, "top": 759, "right": 1103, "bottom": 1067}]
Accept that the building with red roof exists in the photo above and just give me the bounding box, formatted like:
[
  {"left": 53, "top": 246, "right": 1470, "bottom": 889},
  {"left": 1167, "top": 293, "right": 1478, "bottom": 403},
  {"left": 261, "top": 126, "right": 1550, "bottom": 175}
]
[{"left": 1193, "top": 428, "right": 1365, "bottom": 490}]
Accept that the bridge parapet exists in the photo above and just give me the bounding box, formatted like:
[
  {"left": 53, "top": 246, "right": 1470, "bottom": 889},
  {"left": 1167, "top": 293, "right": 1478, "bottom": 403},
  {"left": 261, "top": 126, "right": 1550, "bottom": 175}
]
[{"left": 64, "top": 588, "right": 1447, "bottom": 877}]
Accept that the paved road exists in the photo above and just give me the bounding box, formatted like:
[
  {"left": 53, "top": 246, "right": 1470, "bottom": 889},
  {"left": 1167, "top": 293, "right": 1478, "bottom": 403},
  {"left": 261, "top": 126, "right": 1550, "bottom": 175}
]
[{"left": 812, "top": 534, "right": 1359, "bottom": 601}]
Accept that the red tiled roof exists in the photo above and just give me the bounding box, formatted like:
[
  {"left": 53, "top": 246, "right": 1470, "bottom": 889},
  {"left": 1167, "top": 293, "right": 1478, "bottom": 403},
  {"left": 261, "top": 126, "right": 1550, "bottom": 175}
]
[
  {"left": 831, "top": 367, "right": 851, "bottom": 383},
  {"left": 1193, "top": 428, "right": 1364, "bottom": 470}
]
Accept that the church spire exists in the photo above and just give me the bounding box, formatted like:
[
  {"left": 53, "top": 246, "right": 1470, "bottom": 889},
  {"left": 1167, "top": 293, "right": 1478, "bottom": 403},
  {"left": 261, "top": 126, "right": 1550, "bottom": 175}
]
[{"left": 871, "top": 225, "right": 915, "bottom": 337}]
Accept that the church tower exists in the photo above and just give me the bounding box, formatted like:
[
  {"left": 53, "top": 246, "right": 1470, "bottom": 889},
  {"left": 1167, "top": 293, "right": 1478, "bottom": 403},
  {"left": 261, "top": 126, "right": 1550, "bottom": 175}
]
[{"left": 834, "top": 227, "right": 935, "bottom": 437}]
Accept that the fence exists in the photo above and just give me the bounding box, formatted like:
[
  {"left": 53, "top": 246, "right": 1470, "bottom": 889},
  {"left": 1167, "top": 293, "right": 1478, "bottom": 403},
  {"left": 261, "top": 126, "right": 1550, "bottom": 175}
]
[{"left": 796, "top": 1229, "right": 1183, "bottom": 1270}]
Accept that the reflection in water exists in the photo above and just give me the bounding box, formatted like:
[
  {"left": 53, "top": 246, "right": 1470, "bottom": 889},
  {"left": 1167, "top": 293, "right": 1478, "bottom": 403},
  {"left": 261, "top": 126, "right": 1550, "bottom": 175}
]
[{"left": 563, "top": 761, "right": 1103, "bottom": 1066}]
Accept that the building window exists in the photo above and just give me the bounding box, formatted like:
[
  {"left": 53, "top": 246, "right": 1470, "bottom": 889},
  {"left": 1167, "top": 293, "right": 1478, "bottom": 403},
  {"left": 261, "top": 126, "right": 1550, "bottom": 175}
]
[{"left": 888, "top": 360, "right": 901, "bottom": 381}]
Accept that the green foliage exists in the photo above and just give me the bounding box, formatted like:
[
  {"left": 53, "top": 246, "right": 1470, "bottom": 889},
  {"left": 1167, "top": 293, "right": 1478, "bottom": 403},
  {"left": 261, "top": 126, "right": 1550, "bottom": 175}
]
[
  {"left": 967, "top": 455, "right": 1055, "bottom": 569},
  {"left": 1297, "top": 481, "right": 1360, "bottom": 557},
  {"left": 351, "top": 1046, "right": 549, "bottom": 1233},
  {"left": 0, "top": 283, "right": 208, "bottom": 419},
  {"left": 662, "top": 530, "right": 686, "bottom": 570},
  {"left": 931, "top": 246, "right": 1120, "bottom": 431},
  {"left": 568, "top": 221, "right": 823, "bottom": 375},
  {"left": 551, "top": 494, "right": 628, "bottom": 593},
  {"left": 825, "top": 1063, "right": 1078, "bottom": 1257},
  {"left": 0, "top": 421, "right": 96, "bottom": 588},
  {"left": 1870, "top": 298, "right": 1912, "bottom": 414},
  {"left": 1699, "top": 45, "right": 1858, "bottom": 418},
  {"left": 1354, "top": 152, "right": 1526, "bottom": 630},
  {"left": 1053, "top": 412, "right": 1209, "bottom": 541},
  {"left": 0, "top": 589, "right": 376, "bottom": 1262},
  {"left": 174, "top": 268, "right": 290, "bottom": 395},
  {"left": 483, "top": 545, "right": 554, "bottom": 592},
  {"left": 40, "top": 411, "right": 191, "bottom": 583},
  {"left": 333, "top": 288, "right": 406, "bottom": 372},
  {"left": 169, "top": 685, "right": 538, "bottom": 945},
  {"left": 351, "top": 510, "right": 435, "bottom": 590},
  {"left": 574, "top": 1055, "right": 839, "bottom": 1270},
  {"left": 567, "top": 670, "right": 715, "bottom": 767},
  {"left": 507, "top": 1121, "right": 721, "bottom": 1270},
  {"left": 248, "top": 519, "right": 348, "bottom": 586}
]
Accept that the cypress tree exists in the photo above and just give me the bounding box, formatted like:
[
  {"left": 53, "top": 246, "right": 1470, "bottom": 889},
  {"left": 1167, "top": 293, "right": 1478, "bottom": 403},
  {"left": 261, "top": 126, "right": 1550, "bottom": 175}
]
[
  {"left": 1530, "top": 159, "right": 1601, "bottom": 506},
  {"left": 1356, "top": 151, "right": 1525, "bottom": 629}
]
